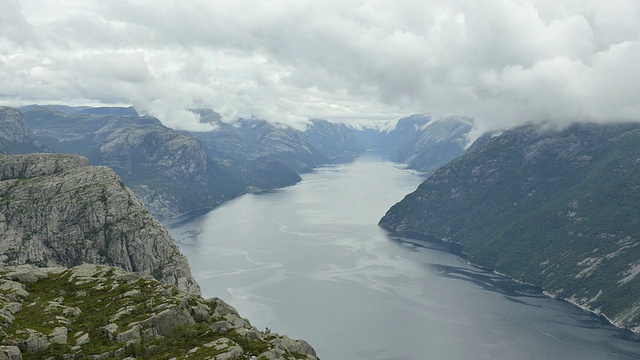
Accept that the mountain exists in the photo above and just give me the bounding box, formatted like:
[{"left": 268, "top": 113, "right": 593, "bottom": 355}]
[
  {"left": 0, "top": 153, "right": 200, "bottom": 295},
  {"left": 190, "top": 110, "right": 362, "bottom": 173},
  {"left": 380, "top": 123, "right": 640, "bottom": 331},
  {"left": 305, "top": 119, "right": 362, "bottom": 161},
  {"left": 353, "top": 114, "right": 473, "bottom": 175},
  {"left": 18, "top": 106, "right": 362, "bottom": 219},
  {"left": 19, "top": 106, "right": 245, "bottom": 219},
  {"left": 0, "top": 107, "right": 49, "bottom": 154},
  {"left": 0, "top": 264, "right": 317, "bottom": 360}
]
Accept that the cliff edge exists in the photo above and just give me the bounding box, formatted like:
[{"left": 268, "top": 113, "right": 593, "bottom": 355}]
[{"left": 0, "top": 153, "right": 200, "bottom": 295}]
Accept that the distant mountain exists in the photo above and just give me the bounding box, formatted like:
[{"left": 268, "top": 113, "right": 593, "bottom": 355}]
[
  {"left": 353, "top": 114, "right": 473, "bottom": 175},
  {"left": 0, "top": 107, "right": 50, "bottom": 154},
  {"left": 16, "top": 106, "right": 362, "bottom": 219},
  {"left": 20, "top": 105, "right": 243, "bottom": 219},
  {"left": 306, "top": 119, "right": 362, "bottom": 161},
  {"left": 190, "top": 110, "right": 362, "bottom": 174},
  {"left": 380, "top": 123, "right": 640, "bottom": 331},
  {"left": 21, "top": 104, "right": 139, "bottom": 116}
]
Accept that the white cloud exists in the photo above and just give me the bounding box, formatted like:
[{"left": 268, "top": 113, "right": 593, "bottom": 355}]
[{"left": 1, "top": 0, "right": 640, "bottom": 133}]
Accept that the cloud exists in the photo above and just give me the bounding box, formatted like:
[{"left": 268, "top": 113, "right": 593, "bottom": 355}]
[{"left": 1, "top": 0, "right": 640, "bottom": 133}]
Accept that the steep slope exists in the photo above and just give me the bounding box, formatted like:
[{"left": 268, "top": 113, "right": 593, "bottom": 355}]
[
  {"left": 305, "top": 119, "right": 362, "bottom": 161},
  {"left": 0, "top": 153, "right": 200, "bottom": 295},
  {"left": 0, "top": 107, "right": 49, "bottom": 154},
  {"left": 0, "top": 264, "right": 317, "bottom": 360},
  {"left": 190, "top": 109, "right": 362, "bottom": 180},
  {"left": 354, "top": 114, "right": 473, "bottom": 175},
  {"left": 20, "top": 106, "right": 244, "bottom": 219},
  {"left": 21, "top": 106, "right": 362, "bottom": 218},
  {"left": 380, "top": 123, "right": 640, "bottom": 331}
]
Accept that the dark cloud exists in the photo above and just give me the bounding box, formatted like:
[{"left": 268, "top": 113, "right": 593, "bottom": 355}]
[{"left": 1, "top": 0, "right": 640, "bottom": 134}]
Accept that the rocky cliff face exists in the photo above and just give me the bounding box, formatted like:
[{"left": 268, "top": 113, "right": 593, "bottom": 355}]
[
  {"left": 354, "top": 114, "right": 473, "bottom": 175},
  {"left": 0, "top": 153, "right": 200, "bottom": 295},
  {"left": 191, "top": 111, "right": 362, "bottom": 174},
  {"left": 0, "top": 264, "right": 317, "bottom": 360},
  {"left": 305, "top": 119, "right": 362, "bottom": 160},
  {"left": 380, "top": 123, "right": 640, "bottom": 331},
  {"left": 0, "top": 107, "right": 49, "bottom": 154},
  {"left": 20, "top": 106, "right": 244, "bottom": 219}
]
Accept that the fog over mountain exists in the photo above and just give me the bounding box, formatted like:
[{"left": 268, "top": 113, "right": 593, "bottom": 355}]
[{"left": 2, "top": 1, "right": 640, "bottom": 134}]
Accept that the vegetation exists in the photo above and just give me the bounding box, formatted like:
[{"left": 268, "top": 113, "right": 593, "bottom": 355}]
[
  {"left": 380, "top": 123, "right": 640, "bottom": 330},
  {"left": 0, "top": 265, "right": 316, "bottom": 359}
]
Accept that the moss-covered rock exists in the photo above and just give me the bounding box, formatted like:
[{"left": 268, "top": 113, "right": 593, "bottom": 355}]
[{"left": 0, "top": 264, "right": 317, "bottom": 360}]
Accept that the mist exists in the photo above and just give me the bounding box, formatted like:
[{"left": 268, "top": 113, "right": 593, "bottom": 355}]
[{"left": 2, "top": 0, "right": 640, "bottom": 133}]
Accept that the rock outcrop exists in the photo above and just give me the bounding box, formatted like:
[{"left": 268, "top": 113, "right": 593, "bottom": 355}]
[
  {"left": 380, "top": 122, "right": 640, "bottom": 332},
  {"left": 20, "top": 105, "right": 243, "bottom": 220},
  {"left": 0, "top": 153, "right": 199, "bottom": 295},
  {"left": 0, "top": 264, "right": 317, "bottom": 360},
  {"left": 0, "top": 107, "right": 49, "bottom": 155}
]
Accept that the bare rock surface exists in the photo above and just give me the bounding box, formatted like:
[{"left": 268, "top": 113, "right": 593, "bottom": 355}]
[{"left": 0, "top": 153, "right": 199, "bottom": 295}]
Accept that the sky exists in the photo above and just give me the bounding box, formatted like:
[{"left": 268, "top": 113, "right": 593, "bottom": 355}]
[{"left": 1, "top": 0, "right": 640, "bottom": 134}]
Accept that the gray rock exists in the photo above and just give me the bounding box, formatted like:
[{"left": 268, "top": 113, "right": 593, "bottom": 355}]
[
  {"left": 189, "top": 303, "right": 210, "bottom": 322},
  {"left": 4, "top": 266, "right": 50, "bottom": 283},
  {"left": 209, "top": 320, "right": 233, "bottom": 333},
  {"left": 49, "top": 326, "right": 68, "bottom": 345},
  {"left": 0, "top": 281, "right": 29, "bottom": 301},
  {"left": 88, "top": 352, "right": 111, "bottom": 360},
  {"left": 63, "top": 306, "right": 81, "bottom": 318},
  {"left": 0, "top": 154, "right": 200, "bottom": 295},
  {"left": 141, "top": 327, "right": 158, "bottom": 341},
  {"left": 0, "top": 153, "right": 84, "bottom": 180},
  {"left": 100, "top": 323, "right": 118, "bottom": 340},
  {"left": 122, "top": 289, "right": 141, "bottom": 298},
  {"left": 115, "top": 325, "right": 140, "bottom": 343},
  {"left": 0, "top": 345, "right": 22, "bottom": 360},
  {"left": 277, "top": 335, "right": 317, "bottom": 357},
  {"left": 143, "top": 305, "right": 195, "bottom": 336},
  {"left": 75, "top": 332, "right": 89, "bottom": 346},
  {"left": 237, "top": 326, "right": 261, "bottom": 341},
  {"left": 23, "top": 329, "right": 50, "bottom": 352}
]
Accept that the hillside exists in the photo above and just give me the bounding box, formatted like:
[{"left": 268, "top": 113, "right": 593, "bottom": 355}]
[
  {"left": 380, "top": 123, "right": 640, "bottom": 331},
  {"left": 0, "top": 264, "right": 317, "bottom": 360},
  {"left": 18, "top": 106, "right": 244, "bottom": 219},
  {"left": 16, "top": 106, "right": 362, "bottom": 219},
  {"left": 354, "top": 115, "right": 473, "bottom": 175},
  {"left": 0, "top": 153, "right": 200, "bottom": 295}
]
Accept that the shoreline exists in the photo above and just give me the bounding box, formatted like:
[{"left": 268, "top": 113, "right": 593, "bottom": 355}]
[{"left": 385, "top": 229, "right": 640, "bottom": 336}]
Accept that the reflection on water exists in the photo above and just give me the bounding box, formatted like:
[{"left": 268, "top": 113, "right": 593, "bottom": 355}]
[{"left": 165, "top": 154, "right": 640, "bottom": 360}]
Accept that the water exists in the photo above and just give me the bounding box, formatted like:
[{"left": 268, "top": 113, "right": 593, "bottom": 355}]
[{"left": 165, "top": 154, "right": 640, "bottom": 360}]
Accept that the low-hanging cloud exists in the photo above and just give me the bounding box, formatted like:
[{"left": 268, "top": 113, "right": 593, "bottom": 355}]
[{"left": 1, "top": 0, "right": 640, "bottom": 134}]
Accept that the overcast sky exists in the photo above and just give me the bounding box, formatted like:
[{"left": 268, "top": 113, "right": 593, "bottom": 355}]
[{"left": 2, "top": 0, "right": 640, "bottom": 133}]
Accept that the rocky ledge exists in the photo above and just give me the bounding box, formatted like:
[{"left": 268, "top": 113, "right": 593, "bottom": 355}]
[
  {"left": 0, "top": 153, "right": 200, "bottom": 295},
  {"left": 0, "top": 264, "right": 317, "bottom": 360}
]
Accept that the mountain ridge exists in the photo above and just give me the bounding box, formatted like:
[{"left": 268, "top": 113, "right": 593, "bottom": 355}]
[{"left": 380, "top": 122, "right": 640, "bottom": 332}]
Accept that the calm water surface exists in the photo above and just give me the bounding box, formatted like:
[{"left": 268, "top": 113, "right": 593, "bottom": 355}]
[{"left": 166, "top": 154, "right": 640, "bottom": 360}]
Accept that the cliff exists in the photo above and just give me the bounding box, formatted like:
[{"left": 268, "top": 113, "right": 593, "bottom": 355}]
[
  {"left": 0, "top": 107, "right": 49, "bottom": 154},
  {"left": 0, "top": 264, "right": 317, "bottom": 360},
  {"left": 20, "top": 106, "right": 244, "bottom": 219},
  {"left": 354, "top": 115, "right": 473, "bottom": 175},
  {"left": 380, "top": 123, "right": 640, "bottom": 332},
  {"left": 0, "top": 153, "right": 200, "bottom": 295}
]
